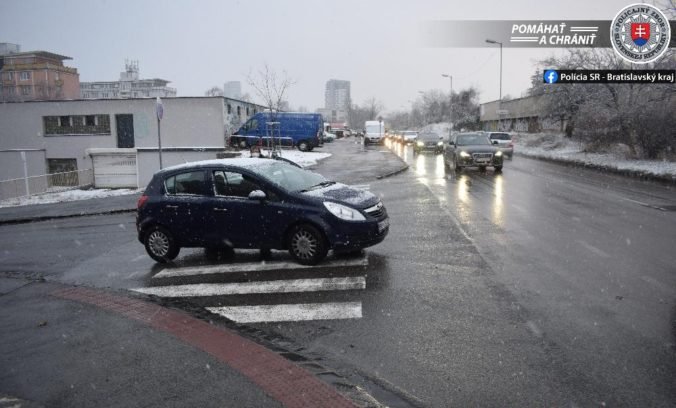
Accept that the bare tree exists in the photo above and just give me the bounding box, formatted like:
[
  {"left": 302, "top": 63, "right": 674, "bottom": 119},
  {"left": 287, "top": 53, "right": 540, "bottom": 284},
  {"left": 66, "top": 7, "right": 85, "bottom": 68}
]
[
  {"left": 246, "top": 64, "right": 296, "bottom": 153},
  {"left": 204, "top": 86, "right": 224, "bottom": 96}
]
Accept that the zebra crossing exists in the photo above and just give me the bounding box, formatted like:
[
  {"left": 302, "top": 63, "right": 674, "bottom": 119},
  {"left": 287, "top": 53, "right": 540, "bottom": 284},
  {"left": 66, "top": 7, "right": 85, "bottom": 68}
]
[{"left": 130, "top": 255, "right": 369, "bottom": 324}]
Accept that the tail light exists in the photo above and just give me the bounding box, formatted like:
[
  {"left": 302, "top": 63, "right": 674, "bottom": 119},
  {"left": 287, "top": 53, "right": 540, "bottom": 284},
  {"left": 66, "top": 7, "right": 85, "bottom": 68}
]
[
  {"left": 137, "top": 194, "right": 149, "bottom": 210},
  {"left": 508, "top": 142, "right": 514, "bottom": 148}
]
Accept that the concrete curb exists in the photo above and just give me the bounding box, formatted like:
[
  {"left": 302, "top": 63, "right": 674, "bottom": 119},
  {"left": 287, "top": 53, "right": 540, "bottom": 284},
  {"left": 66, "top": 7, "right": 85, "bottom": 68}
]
[
  {"left": 517, "top": 152, "right": 676, "bottom": 185},
  {"left": 376, "top": 164, "right": 409, "bottom": 180},
  {"left": 0, "top": 208, "right": 136, "bottom": 226}
]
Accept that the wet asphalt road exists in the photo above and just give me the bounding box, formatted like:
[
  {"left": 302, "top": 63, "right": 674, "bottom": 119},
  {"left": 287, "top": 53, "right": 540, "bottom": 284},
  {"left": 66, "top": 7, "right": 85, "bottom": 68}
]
[{"left": 1, "top": 139, "right": 675, "bottom": 406}]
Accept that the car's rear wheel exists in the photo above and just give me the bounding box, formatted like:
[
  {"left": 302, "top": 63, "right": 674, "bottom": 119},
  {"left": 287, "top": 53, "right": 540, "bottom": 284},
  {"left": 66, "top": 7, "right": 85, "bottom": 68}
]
[
  {"left": 144, "top": 226, "right": 179, "bottom": 263},
  {"left": 298, "top": 140, "right": 309, "bottom": 152},
  {"left": 288, "top": 224, "right": 328, "bottom": 265}
]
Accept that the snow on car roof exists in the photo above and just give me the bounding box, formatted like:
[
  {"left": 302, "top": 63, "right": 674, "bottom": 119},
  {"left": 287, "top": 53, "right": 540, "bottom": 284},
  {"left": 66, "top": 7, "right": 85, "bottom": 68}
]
[{"left": 161, "top": 158, "right": 278, "bottom": 173}]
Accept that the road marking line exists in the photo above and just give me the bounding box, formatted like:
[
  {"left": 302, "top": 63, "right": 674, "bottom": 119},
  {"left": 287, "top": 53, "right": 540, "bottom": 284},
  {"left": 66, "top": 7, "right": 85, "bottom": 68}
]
[
  {"left": 576, "top": 240, "right": 610, "bottom": 258},
  {"left": 207, "top": 302, "right": 363, "bottom": 323},
  {"left": 153, "top": 256, "right": 368, "bottom": 279},
  {"left": 131, "top": 276, "right": 366, "bottom": 297}
]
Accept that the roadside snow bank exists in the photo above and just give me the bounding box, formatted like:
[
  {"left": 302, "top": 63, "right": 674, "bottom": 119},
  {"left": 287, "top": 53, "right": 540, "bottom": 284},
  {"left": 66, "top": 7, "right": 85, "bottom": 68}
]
[
  {"left": 0, "top": 188, "right": 142, "bottom": 209},
  {"left": 515, "top": 133, "right": 676, "bottom": 180}
]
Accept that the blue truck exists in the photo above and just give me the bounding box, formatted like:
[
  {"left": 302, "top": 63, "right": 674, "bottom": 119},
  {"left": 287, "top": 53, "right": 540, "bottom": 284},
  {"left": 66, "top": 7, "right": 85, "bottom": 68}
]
[{"left": 231, "top": 112, "right": 324, "bottom": 151}]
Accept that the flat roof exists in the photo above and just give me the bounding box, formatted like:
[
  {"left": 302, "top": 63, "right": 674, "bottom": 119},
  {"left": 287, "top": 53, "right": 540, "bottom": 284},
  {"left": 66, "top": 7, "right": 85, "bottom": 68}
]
[{"left": 1, "top": 50, "right": 72, "bottom": 61}]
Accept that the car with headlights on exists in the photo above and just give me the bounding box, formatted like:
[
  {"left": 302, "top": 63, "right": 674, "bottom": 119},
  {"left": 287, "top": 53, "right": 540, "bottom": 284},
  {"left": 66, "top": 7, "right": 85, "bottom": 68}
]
[
  {"left": 402, "top": 130, "right": 418, "bottom": 145},
  {"left": 444, "top": 132, "right": 503, "bottom": 172},
  {"left": 136, "top": 158, "right": 389, "bottom": 265},
  {"left": 414, "top": 132, "right": 444, "bottom": 154},
  {"left": 485, "top": 131, "right": 514, "bottom": 159}
]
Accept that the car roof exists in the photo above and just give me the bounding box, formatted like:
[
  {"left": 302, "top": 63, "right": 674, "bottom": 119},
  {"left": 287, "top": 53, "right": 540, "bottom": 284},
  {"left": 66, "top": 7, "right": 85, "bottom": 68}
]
[{"left": 159, "top": 158, "right": 278, "bottom": 174}]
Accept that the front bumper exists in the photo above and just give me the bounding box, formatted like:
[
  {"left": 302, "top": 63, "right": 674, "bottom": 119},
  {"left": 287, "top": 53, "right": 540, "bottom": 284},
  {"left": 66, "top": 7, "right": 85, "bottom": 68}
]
[{"left": 456, "top": 153, "right": 503, "bottom": 167}]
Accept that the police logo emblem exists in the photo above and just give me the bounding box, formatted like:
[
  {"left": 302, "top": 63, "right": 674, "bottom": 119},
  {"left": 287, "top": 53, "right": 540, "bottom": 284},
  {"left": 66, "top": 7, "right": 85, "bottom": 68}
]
[{"left": 610, "top": 3, "right": 671, "bottom": 64}]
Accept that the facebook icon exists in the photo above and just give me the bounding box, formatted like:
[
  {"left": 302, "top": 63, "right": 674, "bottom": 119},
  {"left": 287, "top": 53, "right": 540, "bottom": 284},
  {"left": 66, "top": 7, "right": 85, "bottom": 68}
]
[{"left": 544, "top": 70, "right": 559, "bottom": 84}]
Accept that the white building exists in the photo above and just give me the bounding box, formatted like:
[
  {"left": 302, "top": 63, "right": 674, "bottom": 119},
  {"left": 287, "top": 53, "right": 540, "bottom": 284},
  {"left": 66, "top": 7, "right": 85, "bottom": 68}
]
[
  {"left": 80, "top": 61, "right": 177, "bottom": 99},
  {"left": 0, "top": 96, "right": 265, "bottom": 198},
  {"left": 223, "top": 81, "right": 242, "bottom": 99}
]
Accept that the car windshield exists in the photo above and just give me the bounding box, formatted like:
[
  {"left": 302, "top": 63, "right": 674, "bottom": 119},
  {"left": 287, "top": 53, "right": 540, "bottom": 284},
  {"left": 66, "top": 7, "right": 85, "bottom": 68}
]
[
  {"left": 418, "top": 132, "right": 440, "bottom": 141},
  {"left": 245, "top": 161, "right": 327, "bottom": 192},
  {"left": 456, "top": 134, "right": 491, "bottom": 145}
]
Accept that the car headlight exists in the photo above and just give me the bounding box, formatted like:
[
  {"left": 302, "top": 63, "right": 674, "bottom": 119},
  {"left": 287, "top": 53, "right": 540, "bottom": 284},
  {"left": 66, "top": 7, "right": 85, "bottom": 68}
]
[
  {"left": 416, "top": 141, "right": 424, "bottom": 146},
  {"left": 437, "top": 141, "right": 443, "bottom": 146},
  {"left": 459, "top": 151, "right": 470, "bottom": 157},
  {"left": 323, "top": 201, "right": 366, "bottom": 221},
  {"left": 495, "top": 151, "right": 503, "bottom": 157}
]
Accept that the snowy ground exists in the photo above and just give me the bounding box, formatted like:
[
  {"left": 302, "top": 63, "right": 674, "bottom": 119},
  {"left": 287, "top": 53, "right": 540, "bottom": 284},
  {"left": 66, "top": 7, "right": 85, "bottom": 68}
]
[
  {"left": 420, "top": 122, "right": 676, "bottom": 180},
  {"left": 0, "top": 188, "right": 142, "bottom": 209},
  {"left": 0, "top": 150, "right": 333, "bottom": 208},
  {"left": 515, "top": 133, "right": 676, "bottom": 179}
]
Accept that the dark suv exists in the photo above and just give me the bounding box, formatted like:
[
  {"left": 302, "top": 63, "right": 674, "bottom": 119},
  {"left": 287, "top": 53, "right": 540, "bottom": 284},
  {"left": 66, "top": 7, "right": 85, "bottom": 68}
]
[{"left": 136, "top": 158, "right": 389, "bottom": 265}]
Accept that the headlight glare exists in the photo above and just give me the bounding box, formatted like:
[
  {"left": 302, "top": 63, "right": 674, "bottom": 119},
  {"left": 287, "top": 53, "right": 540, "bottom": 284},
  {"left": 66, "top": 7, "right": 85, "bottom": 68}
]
[
  {"left": 495, "top": 151, "right": 503, "bottom": 157},
  {"left": 323, "top": 201, "right": 366, "bottom": 221},
  {"left": 459, "top": 151, "right": 470, "bottom": 157},
  {"left": 416, "top": 141, "right": 424, "bottom": 146}
]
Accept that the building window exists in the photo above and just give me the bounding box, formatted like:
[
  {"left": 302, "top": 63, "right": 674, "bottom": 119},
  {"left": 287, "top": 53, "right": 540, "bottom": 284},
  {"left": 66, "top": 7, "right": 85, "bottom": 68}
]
[
  {"left": 20, "top": 86, "right": 31, "bottom": 95},
  {"left": 5, "top": 87, "right": 15, "bottom": 96},
  {"left": 44, "top": 115, "right": 111, "bottom": 136},
  {"left": 237, "top": 106, "right": 241, "bottom": 116},
  {"left": 227, "top": 104, "right": 232, "bottom": 114},
  {"left": 6, "top": 72, "right": 14, "bottom": 81},
  {"left": 20, "top": 71, "right": 31, "bottom": 81},
  {"left": 246, "top": 107, "right": 250, "bottom": 115}
]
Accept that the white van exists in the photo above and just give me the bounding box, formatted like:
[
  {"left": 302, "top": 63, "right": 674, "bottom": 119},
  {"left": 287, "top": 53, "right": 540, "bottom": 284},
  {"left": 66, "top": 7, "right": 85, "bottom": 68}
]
[{"left": 364, "top": 120, "right": 384, "bottom": 145}]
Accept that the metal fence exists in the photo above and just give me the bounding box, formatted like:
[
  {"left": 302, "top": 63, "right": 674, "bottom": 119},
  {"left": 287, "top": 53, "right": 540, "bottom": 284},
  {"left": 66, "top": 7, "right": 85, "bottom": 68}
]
[{"left": 0, "top": 169, "right": 94, "bottom": 201}]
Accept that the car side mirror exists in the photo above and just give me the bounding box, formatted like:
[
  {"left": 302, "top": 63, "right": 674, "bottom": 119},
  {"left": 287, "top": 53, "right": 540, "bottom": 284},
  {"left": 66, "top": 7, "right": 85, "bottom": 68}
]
[{"left": 248, "top": 190, "right": 266, "bottom": 201}]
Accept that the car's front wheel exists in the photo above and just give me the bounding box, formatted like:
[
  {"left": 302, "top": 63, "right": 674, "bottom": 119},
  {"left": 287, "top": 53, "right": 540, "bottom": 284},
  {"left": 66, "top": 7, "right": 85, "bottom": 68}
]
[
  {"left": 298, "top": 141, "right": 309, "bottom": 152},
  {"left": 494, "top": 165, "right": 503, "bottom": 172},
  {"left": 144, "top": 226, "right": 179, "bottom": 263},
  {"left": 288, "top": 224, "right": 328, "bottom": 265}
]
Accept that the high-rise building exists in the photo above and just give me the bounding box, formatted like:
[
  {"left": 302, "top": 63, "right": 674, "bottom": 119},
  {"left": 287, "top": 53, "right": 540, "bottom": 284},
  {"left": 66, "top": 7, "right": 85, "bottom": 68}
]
[
  {"left": 0, "top": 47, "right": 80, "bottom": 102},
  {"left": 80, "top": 60, "right": 176, "bottom": 99},
  {"left": 324, "top": 79, "right": 350, "bottom": 110},
  {"left": 223, "top": 81, "right": 242, "bottom": 99}
]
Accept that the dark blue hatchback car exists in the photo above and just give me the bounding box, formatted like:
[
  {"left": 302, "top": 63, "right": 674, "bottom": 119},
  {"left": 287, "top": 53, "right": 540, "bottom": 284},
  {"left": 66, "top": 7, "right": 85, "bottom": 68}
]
[{"left": 136, "top": 158, "right": 389, "bottom": 265}]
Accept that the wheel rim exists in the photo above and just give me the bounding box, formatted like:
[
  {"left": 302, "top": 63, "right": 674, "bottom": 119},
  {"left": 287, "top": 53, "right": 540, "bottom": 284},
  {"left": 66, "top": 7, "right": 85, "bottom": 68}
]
[
  {"left": 300, "top": 143, "right": 307, "bottom": 151},
  {"left": 239, "top": 140, "right": 247, "bottom": 148},
  {"left": 291, "top": 229, "right": 317, "bottom": 259},
  {"left": 148, "top": 230, "right": 170, "bottom": 257}
]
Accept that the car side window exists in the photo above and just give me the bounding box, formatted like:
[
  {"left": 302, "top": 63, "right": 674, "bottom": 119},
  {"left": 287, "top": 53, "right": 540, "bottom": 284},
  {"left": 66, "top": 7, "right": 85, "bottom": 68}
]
[
  {"left": 212, "top": 171, "right": 259, "bottom": 198},
  {"left": 165, "top": 171, "right": 207, "bottom": 196}
]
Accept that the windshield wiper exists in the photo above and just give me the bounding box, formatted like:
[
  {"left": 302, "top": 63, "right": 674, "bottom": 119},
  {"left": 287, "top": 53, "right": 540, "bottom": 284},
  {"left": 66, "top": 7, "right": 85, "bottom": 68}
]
[{"left": 298, "top": 181, "right": 336, "bottom": 193}]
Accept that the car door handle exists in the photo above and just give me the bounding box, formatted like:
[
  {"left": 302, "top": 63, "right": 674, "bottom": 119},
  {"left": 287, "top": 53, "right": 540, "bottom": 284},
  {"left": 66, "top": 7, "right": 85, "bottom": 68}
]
[
  {"left": 213, "top": 208, "right": 228, "bottom": 212},
  {"left": 165, "top": 205, "right": 178, "bottom": 209}
]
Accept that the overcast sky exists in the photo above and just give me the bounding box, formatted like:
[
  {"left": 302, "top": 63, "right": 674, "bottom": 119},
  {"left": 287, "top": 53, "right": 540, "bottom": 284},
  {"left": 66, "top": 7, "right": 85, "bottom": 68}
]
[{"left": 1, "top": 0, "right": 643, "bottom": 112}]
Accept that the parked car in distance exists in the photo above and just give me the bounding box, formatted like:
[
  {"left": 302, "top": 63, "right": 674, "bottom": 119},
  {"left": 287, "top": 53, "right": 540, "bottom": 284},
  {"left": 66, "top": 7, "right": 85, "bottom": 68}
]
[
  {"left": 485, "top": 132, "right": 514, "bottom": 159},
  {"left": 323, "top": 131, "right": 336, "bottom": 143},
  {"left": 444, "top": 132, "right": 504, "bottom": 172},
  {"left": 414, "top": 132, "right": 443, "bottom": 154},
  {"left": 402, "top": 130, "right": 418, "bottom": 145},
  {"left": 231, "top": 112, "right": 323, "bottom": 152},
  {"left": 136, "top": 158, "right": 390, "bottom": 265}
]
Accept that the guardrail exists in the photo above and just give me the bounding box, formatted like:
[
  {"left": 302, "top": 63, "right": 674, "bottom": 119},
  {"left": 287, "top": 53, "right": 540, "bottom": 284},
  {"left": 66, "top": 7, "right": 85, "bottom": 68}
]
[{"left": 0, "top": 169, "right": 94, "bottom": 201}]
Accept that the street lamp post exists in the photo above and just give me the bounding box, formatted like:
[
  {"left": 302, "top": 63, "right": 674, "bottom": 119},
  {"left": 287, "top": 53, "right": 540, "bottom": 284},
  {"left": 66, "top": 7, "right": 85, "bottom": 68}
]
[
  {"left": 441, "top": 74, "right": 453, "bottom": 136},
  {"left": 485, "top": 39, "right": 503, "bottom": 130}
]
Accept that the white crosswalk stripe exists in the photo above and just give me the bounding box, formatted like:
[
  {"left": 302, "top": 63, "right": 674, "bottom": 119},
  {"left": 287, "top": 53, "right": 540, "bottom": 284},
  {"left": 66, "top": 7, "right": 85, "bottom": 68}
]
[
  {"left": 153, "top": 257, "right": 368, "bottom": 279},
  {"left": 208, "top": 302, "right": 362, "bottom": 323},
  {"left": 131, "top": 276, "right": 365, "bottom": 297},
  {"left": 131, "top": 255, "right": 369, "bottom": 323}
]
